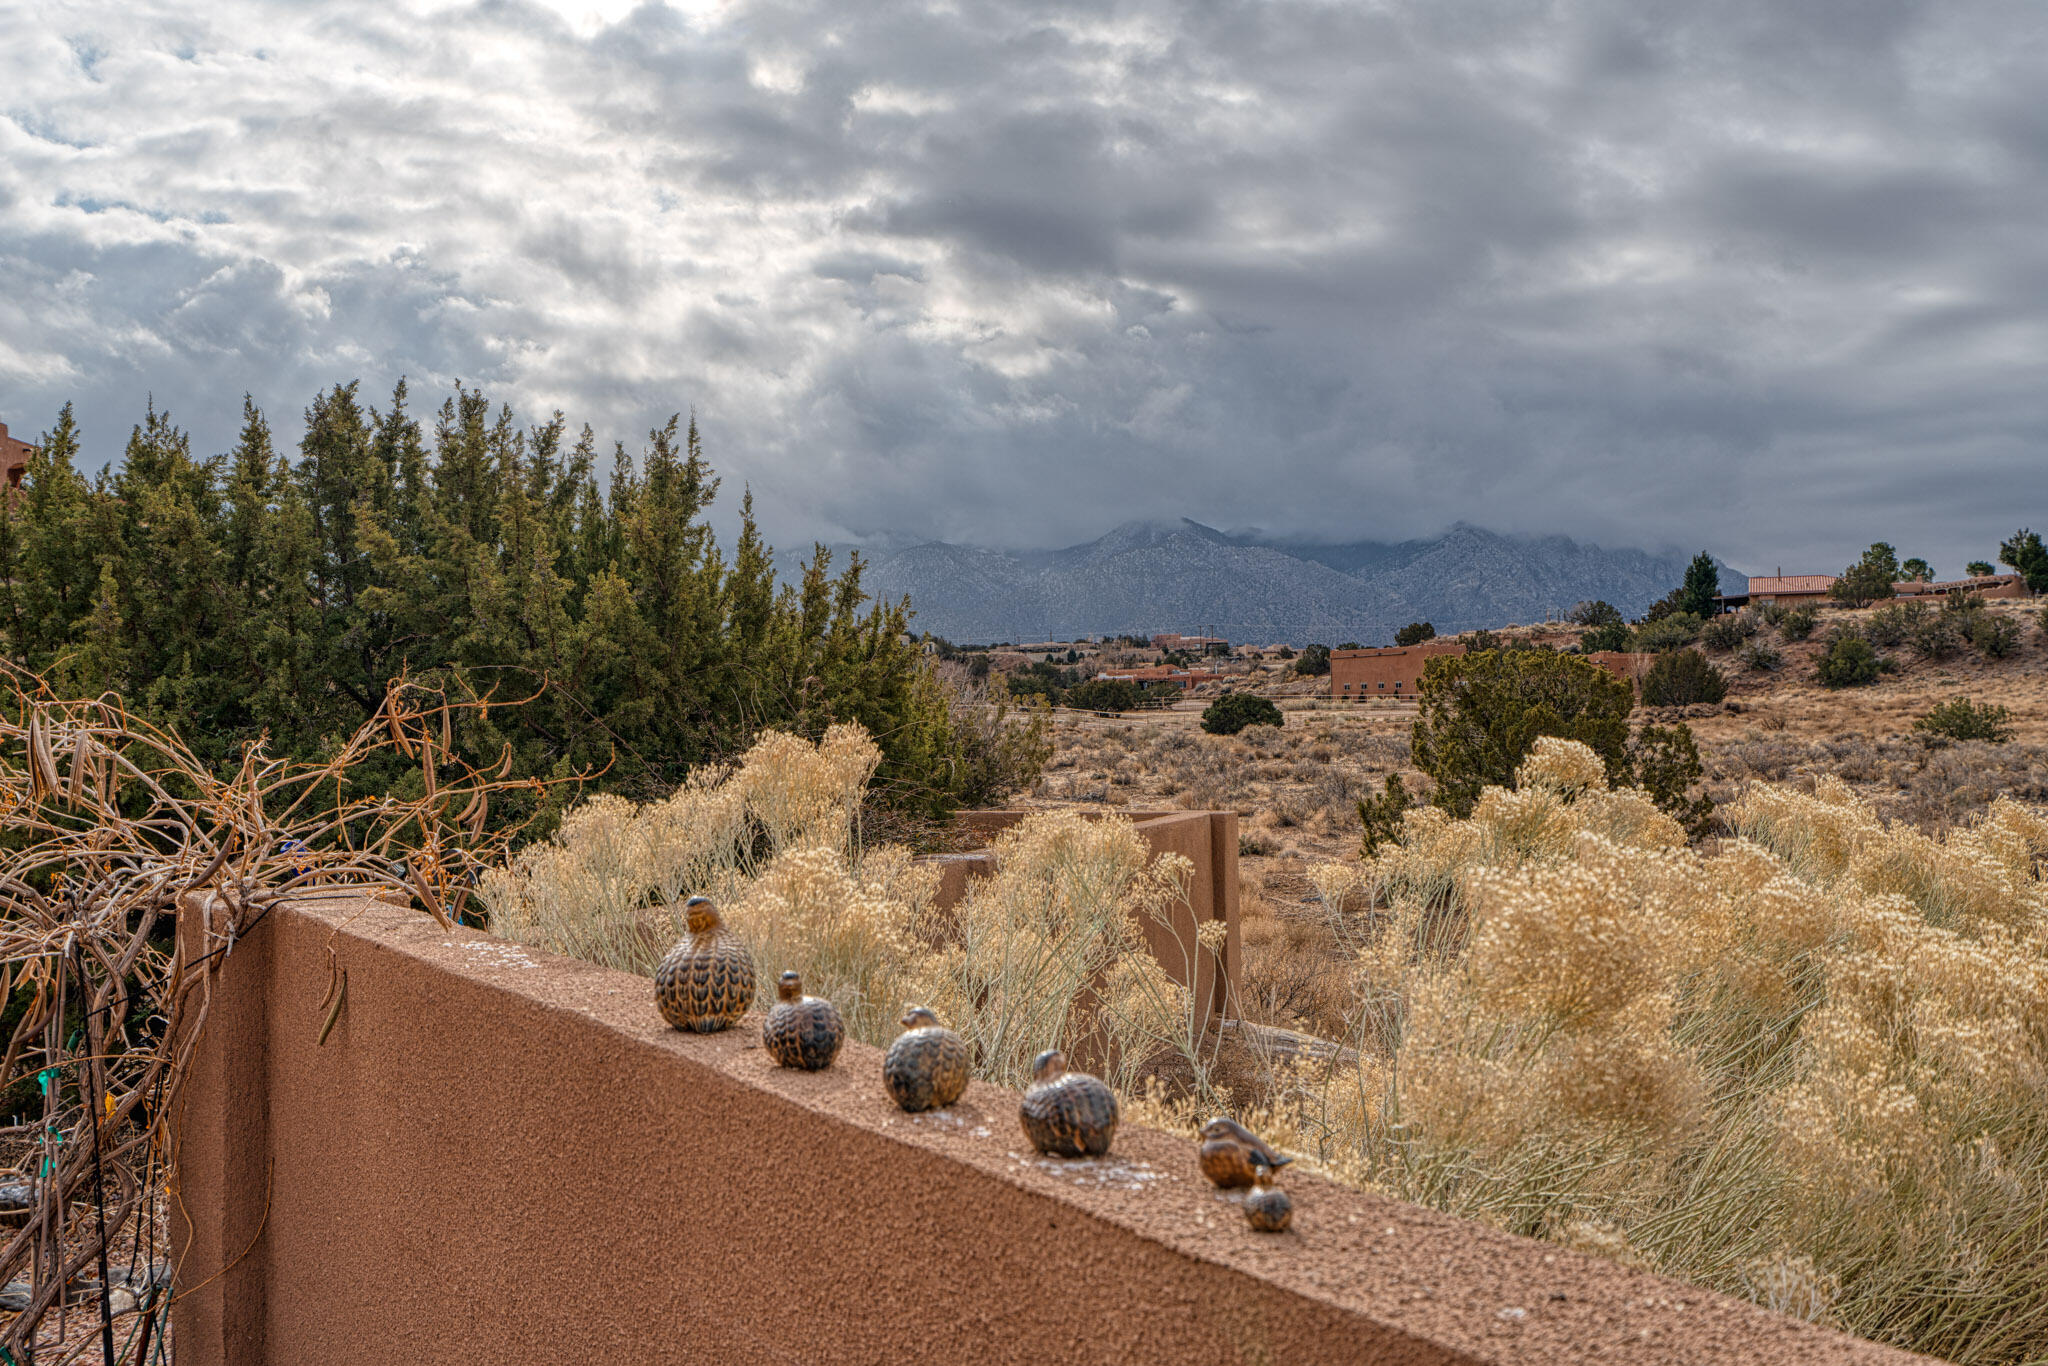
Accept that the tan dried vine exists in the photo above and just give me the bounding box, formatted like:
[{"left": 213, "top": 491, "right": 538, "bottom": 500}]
[{"left": 0, "top": 666, "right": 580, "bottom": 1360}]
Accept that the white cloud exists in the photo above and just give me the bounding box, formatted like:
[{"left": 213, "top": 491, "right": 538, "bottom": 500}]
[{"left": 0, "top": 0, "right": 2043, "bottom": 575}]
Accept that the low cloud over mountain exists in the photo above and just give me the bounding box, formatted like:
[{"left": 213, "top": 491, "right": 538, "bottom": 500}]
[{"left": 860, "top": 520, "right": 1744, "bottom": 644}]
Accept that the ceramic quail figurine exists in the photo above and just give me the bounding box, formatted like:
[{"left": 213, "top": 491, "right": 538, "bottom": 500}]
[
  {"left": 1198, "top": 1116, "right": 1295, "bottom": 1190},
  {"left": 762, "top": 970, "right": 846, "bottom": 1070},
  {"left": 654, "top": 896, "right": 756, "bottom": 1033},
  {"left": 884, "top": 1005, "right": 971, "bottom": 1112},
  {"left": 1243, "top": 1163, "right": 1293, "bottom": 1233},
  {"left": 1018, "top": 1048, "right": 1118, "bottom": 1158}
]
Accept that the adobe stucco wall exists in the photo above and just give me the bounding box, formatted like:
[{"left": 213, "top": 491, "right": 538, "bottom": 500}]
[
  {"left": 170, "top": 892, "right": 1929, "bottom": 1366},
  {"left": 947, "top": 808, "right": 1239, "bottom": 1027}
]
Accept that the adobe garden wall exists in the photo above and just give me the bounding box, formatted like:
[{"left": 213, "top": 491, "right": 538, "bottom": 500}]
[
  {"left": 169, "top": 891, "right": 1929, "bottom": 1366},
  {"left": 939, "top": 808, "right": 1240, "bottom": 1030}
]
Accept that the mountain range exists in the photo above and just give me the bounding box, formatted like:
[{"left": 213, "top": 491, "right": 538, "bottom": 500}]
[{"left": 846, "top": 521, "right": 1746, "bottom": 645}]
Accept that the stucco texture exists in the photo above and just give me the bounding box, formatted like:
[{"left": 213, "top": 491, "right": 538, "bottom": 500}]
[{"left": 170, "top": 893, "right": 1930, "bottom": 1366}]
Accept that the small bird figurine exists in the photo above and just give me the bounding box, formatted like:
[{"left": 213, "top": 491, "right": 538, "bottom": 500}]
[
  {"left": 884, "top": 1005, "right": 970, "bottom": 1112},
  {"left": 1018, "top": 1048, "right": 1118, "bottom": 1158},
  {"left": 762, "top": 970, "right": 845, "bottom": 1070},
  {"left": 1242, "top": 1163, "right": 1293, "bottom": 1233},
  {"left": 1198, "top": 1116, "right": 1295, "bottom": 1190},
  {"left": 654, "top": 896, "right": 756, "bottom": 1033}
]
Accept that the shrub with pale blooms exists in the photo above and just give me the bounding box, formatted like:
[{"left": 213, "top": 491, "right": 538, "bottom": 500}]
[
  {"left": 484, "top": 725, "right": 1206, "bottom": 1092},
  {"left": 1300, "top": 738, "right": 2048, "bottom": 1364}
]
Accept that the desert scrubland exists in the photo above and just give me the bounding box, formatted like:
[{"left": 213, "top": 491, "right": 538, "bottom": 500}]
[
  {"left": 977, "top": 597, "right": 2048, "bottom": 1362},
  {"left": 481, "top": 596, "right": 2048, "bottom": 1363}
]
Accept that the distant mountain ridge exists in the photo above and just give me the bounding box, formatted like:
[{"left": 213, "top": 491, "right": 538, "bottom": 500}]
[{"left": 848, "top": 520, "right": 1745, "bottom": 646}]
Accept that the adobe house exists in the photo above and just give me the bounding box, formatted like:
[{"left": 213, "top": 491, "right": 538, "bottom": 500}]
[
  {"left": 1892, "top": 573, "right": 2029, "bottom": 600},
  {"left": 1725, "top": 571, "right": 2030, "bottom": 609},
  {"left": 1327, "top": 641, "right": 1465, "bottom": 700},
  {"left": 1330, "top": 643, "right": 1653, "bottom": 700},
  {"left": 0, "top": 420, "right": 33, "bottom": 489},
  {"left": 1740, "top": 574, "right": 1837, "bottom": 605},
  {"left": 1152, "top": 633, "right": 1230, "bottom": 655}
]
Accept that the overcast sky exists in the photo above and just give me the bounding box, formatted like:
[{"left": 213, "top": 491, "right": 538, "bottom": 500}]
[{"left": 3, "top": 0, "right": 2045, "bottom": 574}]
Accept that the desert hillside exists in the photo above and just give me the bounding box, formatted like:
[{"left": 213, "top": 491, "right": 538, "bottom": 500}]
[{"left": 994, "top": 596, "right": 2047, "bottom": 1042}]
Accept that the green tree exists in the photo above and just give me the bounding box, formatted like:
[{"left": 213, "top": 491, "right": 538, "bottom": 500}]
[
  {"left": 2, "top": 405, "right": 99, "bottom": 662},
  {"left": 1394, "top": 621, "right": 1436, "bottom": 646},
  {"left": 1569, "top": 600, "right": 1622, "bottom": 628},
  {"left": 1910, "top": 614, "right": 1963, "bottom": 661},
  {"left": 1294, "top": 643, "right": 1331, "bottom": 677},
  {"left": 1579, "top": 621, "right": 1631, "bottom": 653},
  {"left": 1063, "top": 678, "right": 1141, "bottom": 712},
  {"left": 1830, "top": 543, "right": 1899, "bottom": 608},
  {"left": 1779, "top": 607, "right": 1818, "bottom": 641},
  {"left": 1815, "top": 631, "right": 1883, "bottom": 688},
  {"left": 1631, "top": 613, "right": 1703, "bottom": 653},
  {"left": 1915, "top": 697, "right": 2012, "bottom": 743},
  {"left": 1998, "top": 529, "right": 2048, "bottom": 593},
  {"left": 1356, "top": 773, "right": 1413, "bottom": 856},
  {"left": 1677, "top": 552, "right": 1720, "bottom": 618},
  {"left": 1899, "top": 557, "right": 1933, "bottom": 582},
  {"left": 1966, "top": 560, "right": 1995, "bottom": 578},
  {"left": 0, "top": 385, "right": 997, "bottom": 826},
  {"left": 1626, "top": 722, "right": 1714, "bottom": 838},
  {"left": 56, "top": 562, "right": 130, "bottom": 698},
  {"left": 1201, "top": 693, "right": 1284, "bottom": 735},
  {"left": 1410, "top": 650, "right": 1633, "bottom": 816},
  {"left": 1963, "top": 613, "right": 2022, "bottom": 659},
  {"left": 1641, "top": 648, "right": 1728, "bottom": 707},
  {"left": 1642, "top": 589, "right": 1686, "bottom": 623}
]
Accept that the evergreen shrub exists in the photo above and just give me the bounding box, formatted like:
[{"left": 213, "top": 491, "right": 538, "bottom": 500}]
[
  {"left": 1816, "top": 631, "right": 1884, "bottom": 688},
  {"left": 1410, "top": 650, "right": 1633, "bottom": 816},
  {"left": 1201, "top": 693, "right": 1284, "bottom": 735},
  {"left": 1914, "top": 697, "right": 2014, "bottom": 743},
  {"left": 1641, "top": 649, "right": 1728, "bottom": 707}
]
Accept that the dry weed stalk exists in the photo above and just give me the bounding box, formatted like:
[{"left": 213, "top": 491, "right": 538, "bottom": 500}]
[{"left": 0, "top": 670, "right": 564, "bottom": 1359}]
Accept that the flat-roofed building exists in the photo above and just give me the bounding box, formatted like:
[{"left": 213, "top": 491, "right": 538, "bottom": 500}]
[
  {"left": 1330, "top": 643, "right": 1654, "bottom": 700},
  {"left": 1327, "top": 642, "right": 1464, "bottom": 700},
  {"left": 1724, "top": 571, "right": 2031, "bottom": 610},
  {"left": 1894, "top": 573, "right": 2029, "bottom": 600},
  {"left": 1151, "top": 633, "right": 1229, "bottom": 654}
]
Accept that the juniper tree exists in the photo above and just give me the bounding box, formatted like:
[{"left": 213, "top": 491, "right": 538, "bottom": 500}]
[
  {"left": 0, "top": 383, "right": 981, "bottom": 827},
  {"left": 1677, "top": 552, "right": 1720, "bottom": 618},
  {"left": 1999, "top": 530, "right": 2048, "bottom": 594},
  {"left": 1411, "top": 649, "right": 1634, "bottom": 817}
]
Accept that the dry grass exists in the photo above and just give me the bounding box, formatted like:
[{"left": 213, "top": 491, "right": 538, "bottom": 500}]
[
  {"left": 483, "top": 725, "right": 1220, "bottom": 1097},
  {"left": 496, "top": 618, "right": 2048, "bottom": 1361},
  {"left": 1251, "top": 741, "right": 2048, "bottom": 1364}
]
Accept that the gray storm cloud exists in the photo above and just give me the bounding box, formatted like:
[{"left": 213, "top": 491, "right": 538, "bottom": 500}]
[{"left": 1, "top": 0, "right": 2045, "bottom": 574}]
